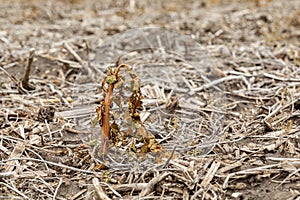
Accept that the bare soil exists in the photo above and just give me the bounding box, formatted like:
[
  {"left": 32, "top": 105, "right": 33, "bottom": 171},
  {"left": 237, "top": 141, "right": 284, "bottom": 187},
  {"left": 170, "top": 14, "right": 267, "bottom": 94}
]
[{"left": 1, "top": 0, "right": 300, "bottom": 199}]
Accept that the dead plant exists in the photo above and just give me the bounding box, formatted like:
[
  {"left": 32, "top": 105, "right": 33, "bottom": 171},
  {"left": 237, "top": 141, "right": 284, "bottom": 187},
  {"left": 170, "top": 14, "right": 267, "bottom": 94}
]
[{"left": 96, "top": 64, "right": 162, "bottom": 154}]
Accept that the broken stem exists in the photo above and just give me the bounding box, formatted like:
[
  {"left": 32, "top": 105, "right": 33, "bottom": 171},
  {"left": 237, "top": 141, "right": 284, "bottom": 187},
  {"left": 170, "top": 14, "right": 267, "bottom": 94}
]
[{"left": 22, "top": 48, "right": 35, "bottom": 90}]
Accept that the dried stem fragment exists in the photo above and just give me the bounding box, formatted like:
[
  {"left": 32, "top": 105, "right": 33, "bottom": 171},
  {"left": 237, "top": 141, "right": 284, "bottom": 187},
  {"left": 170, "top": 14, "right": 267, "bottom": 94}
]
[
  {"left": 22, "top": 48, "right": 35, "bottom": 90},
  {"left": 98, "top": 64, "right": 132, "bottom": 153}
]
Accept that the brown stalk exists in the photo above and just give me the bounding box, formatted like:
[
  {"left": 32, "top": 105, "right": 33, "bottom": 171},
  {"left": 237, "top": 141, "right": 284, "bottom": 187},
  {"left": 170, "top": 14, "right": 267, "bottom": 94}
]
[
  {"left": 22, "top": 48, "right": 35, "bottom": 90},
  {"left": 100, "top": 64, "right": 132, "bottom": 153},
  {"left": 101, "top": 77, "right": 113, "bottom": 153}
]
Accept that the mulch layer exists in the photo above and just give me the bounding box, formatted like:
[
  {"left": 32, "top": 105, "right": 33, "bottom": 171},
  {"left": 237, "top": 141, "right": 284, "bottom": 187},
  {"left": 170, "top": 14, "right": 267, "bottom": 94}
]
[{"left": 1, "top": 0, "right": 300, "bottom": 199}]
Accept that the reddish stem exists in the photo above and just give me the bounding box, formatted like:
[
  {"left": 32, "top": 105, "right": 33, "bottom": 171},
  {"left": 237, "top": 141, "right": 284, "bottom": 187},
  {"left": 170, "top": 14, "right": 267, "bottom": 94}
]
[
  {"left": 101, "top": 82, "right": 113, "bottom": 153},
  {"left": 101, "top": 64, "right": 133, "bottom": 153}
]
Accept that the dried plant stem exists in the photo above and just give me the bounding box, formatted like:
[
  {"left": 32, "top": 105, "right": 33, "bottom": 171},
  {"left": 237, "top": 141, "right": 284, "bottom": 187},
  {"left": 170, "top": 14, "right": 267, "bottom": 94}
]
[
  {"left": 102, "top": 80, "right": 114, "bottom": 153},
  {"left": 92, "top": 178, "right": 112, "bottom": 200},
  {"left": 0, "top": 182, "right": 30, "bottom": 199},
  {"left": 22, "top": 48, "right": 35, "bottom": 90},
  {"left": 63, "top": 41, "right": 93, "bottom": 76},
  {"left": 101, "top": 64, "right": 133, "bottom": 153}
]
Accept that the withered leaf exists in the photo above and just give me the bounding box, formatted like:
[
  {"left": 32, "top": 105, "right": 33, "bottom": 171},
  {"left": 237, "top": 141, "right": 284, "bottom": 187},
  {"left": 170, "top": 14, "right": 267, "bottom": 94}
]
[
  {"left": 106, "top": 75, "right": 117, "bottom": 84},
  {"left": 94, "top": 163, "right": 109, "bottom": 171}
]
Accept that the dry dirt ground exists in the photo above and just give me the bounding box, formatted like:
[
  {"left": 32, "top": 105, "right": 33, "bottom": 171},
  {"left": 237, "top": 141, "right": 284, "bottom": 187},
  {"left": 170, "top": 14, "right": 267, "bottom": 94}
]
[{"left": 1, "top": 0, "right": 300, "bottom": 199}]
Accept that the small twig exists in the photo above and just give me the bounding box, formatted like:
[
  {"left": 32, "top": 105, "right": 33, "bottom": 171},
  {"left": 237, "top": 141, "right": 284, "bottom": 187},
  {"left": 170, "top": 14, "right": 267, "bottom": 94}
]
[
  {"left": 263, "top": 72, "right": 300, "bottom": 82},
  {"left": 63, "top": 41, "right": 92, "bottom": 75},
  {"left": 4, "top": 142, "right": 25, "bottom": 172},
  {"left": 63, "top": 42, "right": 83, "bottom": 63},
  {"left": 193, "top": 75, "right": 251, "bottom": 92},
  {"left": 140, "top": 172, "right": 170, "bottom": 197},
  {"left": 22, "top": 48, "right": 35, "bottom": 90},
  {"left": 0, "top": 157, "right": 101, "bottom": 175},
  {"left": 191, "top": 188, "right": 204, "bottom": 200},
  {"left": 277, "top": 168, "right": 300, "bottom": 188},
  {"left": 200, "top": 161, "right": 221, "bottom": 187},
  {"left": 53, "top": 177, "right": 63, "bottom": 200},
  {"left": 99, "top": 182, "right": 122, "bottom": 198},
  {"left": 112, "top": 183, "right": 148, "bottom": 192},
  {"left": 84, "top": 39, "right": 91, "bottom": 69},
  {"left": 223, "top": 164, "right": 280, "bottom": 189},
  {"left": 48, "top": 83, "right": 71, "bottom": 107},
  {"left": 0, "top": 66, "right": 19, "bottom": 85},
  {"left": 70, "top": 189, "right": 87, "bottom": 200},
  {"left": 25, "top": 148, "right": 50, "bottom": 171},
  {"left": 45, "top": 120, "right": 53, "bottom": 141},
  {"left": 263, "top": 102, "right": 282, "bottom": 122},
  {"left": 162, "top": 146, "right": 176, "bottom": 168},
  {"left": 0, "top": 65, "right": 28, "bottom": 94},
  {"left": 0, "top": 171, "right": 15, "bottom": 178},
  {"left": 92, "top": 178, "right": 112, "bottom": 200},
  {"left": 0, "top": 181, "right": 30, "bottom": 199}
]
